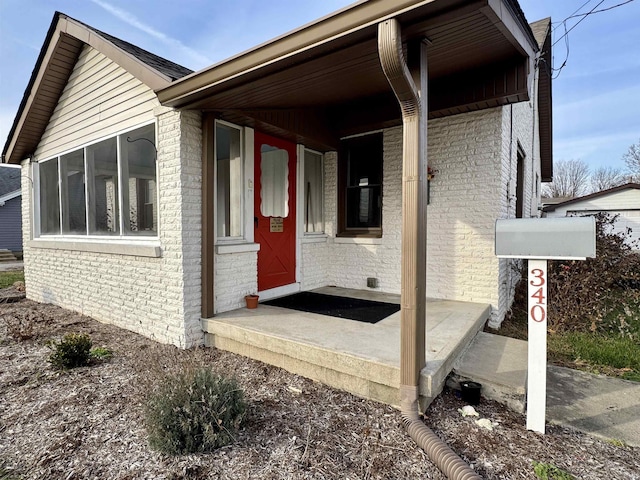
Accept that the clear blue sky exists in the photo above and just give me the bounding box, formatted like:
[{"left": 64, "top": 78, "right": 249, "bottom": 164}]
[{"left": 1, "top": 0, "right": 638, "bottom": 173}]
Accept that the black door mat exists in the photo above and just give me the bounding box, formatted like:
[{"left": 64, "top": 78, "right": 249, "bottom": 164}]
[{"left": 262, "top": 291, "right": 400, "bottom": 324}]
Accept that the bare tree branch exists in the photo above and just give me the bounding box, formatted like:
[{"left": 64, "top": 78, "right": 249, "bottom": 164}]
[
  {"left": 590, "top": 165, "right": 627, "bottom": 192},
  {"left": 542, "top": 159, "right": 590, "bottom": 198},
  {"left": 623, "top": 139, "right": 640, "bottom": 181}
]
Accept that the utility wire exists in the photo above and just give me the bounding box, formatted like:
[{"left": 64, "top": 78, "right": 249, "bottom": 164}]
[
  {"left": 549, "top": 0, "right": 635, "bottom": 78},
  {"left": 552, "top": 0, "right": 593, "bottom": 31},
  {"left": 552, "top": 0, "right": 605, "bottom": 48},
  {"left": 564, "top": 0, "right": 635, "bottom": 20}
]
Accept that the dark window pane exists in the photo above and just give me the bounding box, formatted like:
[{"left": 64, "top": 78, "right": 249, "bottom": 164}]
[
  {"left": 346, "top": 186, "right": 381, "bottom": 228},
  {"left": 121, "top": 124, "right": 157, "bottom": 235},
  {"left": 39, "top": 159, "right": 60, "bottom": 235},
  {"left": 87, "top": 137, "right": 119, "bottom": 235},
  {"left": 60, "top": 150, "right": 86, "bottom": 235},
  {"left": 339, "top": 133, "right": 383, "bottom": 234},
  {"left": 347, "top": 137, "right": 382, "bottom": 187}
]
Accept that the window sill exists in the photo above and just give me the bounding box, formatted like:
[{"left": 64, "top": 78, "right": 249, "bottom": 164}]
[
  {"left": 301, "top": 234, "right": 328, "bottom": 244},
  {"left": 28, "top": 239, "right": 161, "bottom": 257},
  {"left": 215, "top": 243, "right": 260, "bottom": 254},
  {"left": 334, "top": 237, "right": 383, "bottom": 245}
]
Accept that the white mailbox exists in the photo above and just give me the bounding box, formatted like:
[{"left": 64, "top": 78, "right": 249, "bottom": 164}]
[
  {"left": 494, "top": 216, "right": 596, "bottom": 434},
  {"left": 495, "top": 217, "right": 596, "bottom": 260}
]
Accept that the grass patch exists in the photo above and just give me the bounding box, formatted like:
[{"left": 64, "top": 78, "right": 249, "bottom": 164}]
[
  {"left": 548, "top": 333, "right": 640, "bottom": 382},
  {"left": 532, "top": 461, "right": 575, "bottom": 480},
  {"left": 0, "top": 270, "right": 24, "bottom": 289},
  {"left": 494, "top": 270, "right": 640, "bottom": 382}
]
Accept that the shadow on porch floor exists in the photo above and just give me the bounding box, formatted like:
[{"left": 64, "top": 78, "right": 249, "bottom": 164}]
[{"left": 202, "top": 286, "right": 490, "bottom": 409}]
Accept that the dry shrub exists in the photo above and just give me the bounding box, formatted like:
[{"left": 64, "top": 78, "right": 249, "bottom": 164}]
[
  {"left": 144, "top": 367, "right": 246, "bottom": 455},
  {"left": 546, "top": 213, "right": 640, "bottom": 335},
  {"left": 2, "top": 309, "right": 37, "bottom": 341}
]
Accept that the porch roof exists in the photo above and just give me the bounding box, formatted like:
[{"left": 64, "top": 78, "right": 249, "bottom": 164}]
[{"left": 158, "top": 0, "right": 551, "bottom": 174}]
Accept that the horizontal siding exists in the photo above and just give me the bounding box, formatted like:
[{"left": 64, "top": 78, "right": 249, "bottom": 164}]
[
  {"left": 35, "top": 45, "right": 160, "bottom": 160},
  {"left": 551, "top": 189, "right": 640, "bottom": 213},
  {"left": 546, "top": 189, "right": 640, "bottom": 250},
  {"left": 0, "top": 196, "right": 23, "bottom": 251}
]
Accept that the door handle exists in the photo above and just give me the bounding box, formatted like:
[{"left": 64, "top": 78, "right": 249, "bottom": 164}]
[{"left": 254, "top": 216, "right": 258, "bottom": 227}]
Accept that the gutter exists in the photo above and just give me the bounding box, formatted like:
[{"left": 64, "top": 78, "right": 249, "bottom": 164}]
[{"left": 378, "top": 18, "right": 480, "bottom": 480}]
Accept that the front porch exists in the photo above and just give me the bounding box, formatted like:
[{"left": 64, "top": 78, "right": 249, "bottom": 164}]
[{"left": 202, "top": 287, "right": 490, "bottom": 408}]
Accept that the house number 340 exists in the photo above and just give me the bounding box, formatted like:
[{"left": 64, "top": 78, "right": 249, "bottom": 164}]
[{"left": 529, "top": 265, "right": 547, "bottom": 323}]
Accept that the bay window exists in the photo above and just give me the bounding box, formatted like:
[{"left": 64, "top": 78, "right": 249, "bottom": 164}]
[{"left": 36, "top": 123, "right": 157, "bottom": 238}]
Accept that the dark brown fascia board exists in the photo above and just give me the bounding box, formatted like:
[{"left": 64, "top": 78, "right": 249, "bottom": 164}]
[
  {"left": 543, "top": 183, "right": 640, "bottom": 212},
  {"left": 3, "top": 16, "right": 71, "bottom": 164},
  {"left": 3, "top": 13, "right": 173, "bottom": 164},
  {"left": 483, "top": 0, "right": 539, "bottom": 55},
  {"left": 158, "top": 0, "right": 539, "bottom": 109},
  {"left": 537, "top": 18, "right": 553, "bottom": 182},
  {"left": 480, "top": 0, "right": 538, "bottom": 100}
]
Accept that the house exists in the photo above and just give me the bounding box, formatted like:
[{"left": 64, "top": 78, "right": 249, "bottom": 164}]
[
  {"left": 3, "top": 1, "right": 552, "bottom": 407},
  {"left": 544, "top": 183, "right": 640, "bottom": 249},
  {"left": 0, "top": 165, "right": 23, "bottom": 258}
]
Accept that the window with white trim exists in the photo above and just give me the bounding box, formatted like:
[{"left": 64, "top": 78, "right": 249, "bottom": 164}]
[
  {"left": 36, "top": 123, "right": 157, "bottom": 238},
  {"left": 303, "top": 149, "right": 324, "bottom": 234},
  {"left": 215, "top": 121, "right": 244, "bottom": 240}
]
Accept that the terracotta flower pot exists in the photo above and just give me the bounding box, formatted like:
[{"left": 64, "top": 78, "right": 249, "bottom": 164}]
[{"left": 245, "top": 294, "right": 259, "bottom": 309}]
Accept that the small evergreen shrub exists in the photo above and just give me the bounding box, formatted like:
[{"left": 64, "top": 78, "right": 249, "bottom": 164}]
[
  {"left": 47, "top": 333, "right": 93, "bottom": 369},
  {"left": 144, "top": 368, "right": 246, "bottom": 455}
]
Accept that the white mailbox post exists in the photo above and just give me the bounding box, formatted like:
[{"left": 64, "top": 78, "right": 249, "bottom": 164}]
[{"left": 495, "top": 217, "right": 596, "bottom": 433}]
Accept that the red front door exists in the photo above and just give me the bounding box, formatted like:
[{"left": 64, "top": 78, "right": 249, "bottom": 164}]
[{"left": 254, "top": 132, "right": 297, "bottom": 292}]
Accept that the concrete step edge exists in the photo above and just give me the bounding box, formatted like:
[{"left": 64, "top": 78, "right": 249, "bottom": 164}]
[{"left": 203, "top": 322, "right": 400, "bottom": 387}]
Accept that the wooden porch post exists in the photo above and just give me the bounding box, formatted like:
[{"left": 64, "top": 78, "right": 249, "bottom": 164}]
[{"left": 201, "top": 113, "right": 215, "bottom": 318}]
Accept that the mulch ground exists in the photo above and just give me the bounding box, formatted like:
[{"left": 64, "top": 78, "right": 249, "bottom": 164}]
[{"left": 1, "top": 298, "right": 638, "bottom": 479}]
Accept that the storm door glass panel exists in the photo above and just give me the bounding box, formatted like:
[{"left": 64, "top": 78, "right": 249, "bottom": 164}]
[
  {"left": 87, "top": 137, "right": 119, "bottom": 235},
  {"left": 60, "top": 149, "right": 86, "bottom": 235},
  {"left": 216, "top": 123, "right": 243, "bottom": 238},
  {"left": 39, "top": 158, "right": 60, "bottom": 235},
  {"left": 304, "top": 150, "right": 323, "bottom": 233},
  {"left": 260, "top": 145, "right": 289, "bottom": 218},
  {"left": 120, "top": 124, "right": 157, "bottom": 235}
]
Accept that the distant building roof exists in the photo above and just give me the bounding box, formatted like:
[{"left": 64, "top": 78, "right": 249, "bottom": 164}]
[
  {"left": 0, "top": 166, "right": 21, "bottom": 197},
  {"left": 543, "top": 183, "right": 640, "bottom": 212}
]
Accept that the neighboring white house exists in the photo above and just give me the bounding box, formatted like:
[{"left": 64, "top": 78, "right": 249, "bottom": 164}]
[
  {"left": 544, "top": 183, "right": 640, "bottom": 249},
  {"left": 2, "top": 1, "right": 553, "bottom": 348}
]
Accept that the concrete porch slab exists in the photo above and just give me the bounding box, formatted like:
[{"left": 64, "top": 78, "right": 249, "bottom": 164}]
[{"left": 203, "top": 287, "right": 490, "bottom": 409}]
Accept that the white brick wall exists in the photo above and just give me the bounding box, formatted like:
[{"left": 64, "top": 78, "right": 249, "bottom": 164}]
[
  {"left": 298, "top": 101, "right": 541, "bottom": 328},
  {"left": 22, "top": 108, "right": 204, "bottom": 347},
  {"left": 214, "top": 251, "right": 258, "bottom": 313}
]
